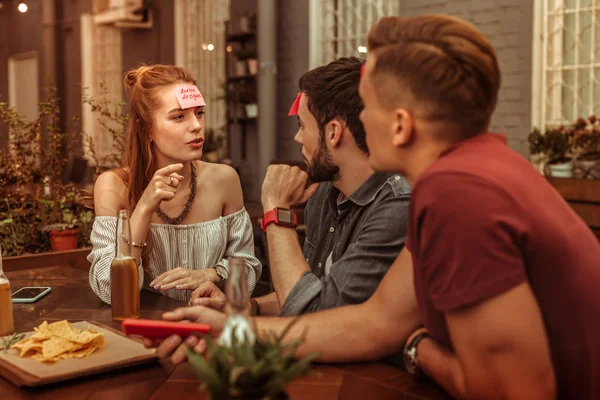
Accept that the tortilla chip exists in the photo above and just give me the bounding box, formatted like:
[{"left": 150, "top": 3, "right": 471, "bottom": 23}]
[
  {"left": 11, "top": 339, "right": 43, "bottom": 358},
  {"left": 10, "top": 320, "right": 105, "bottom": 363}
]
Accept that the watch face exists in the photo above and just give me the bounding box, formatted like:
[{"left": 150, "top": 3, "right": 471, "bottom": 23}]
[
  {"left": 277, "top": 208, "right": 294, "bottom": 223},
  {"left": 403, "top": 346, "right": 418, "bottom": 375}
]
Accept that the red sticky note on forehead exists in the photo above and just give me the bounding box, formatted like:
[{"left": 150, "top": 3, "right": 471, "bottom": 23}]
[
  {"left": 288, "top": 92, "right": 302, "bottom": 116},
  {"left": 360, "top": 64, "right": 365, "bottom": 80},
  {"left": 173, "top": 85, "right": 206, "bottom": 109}
]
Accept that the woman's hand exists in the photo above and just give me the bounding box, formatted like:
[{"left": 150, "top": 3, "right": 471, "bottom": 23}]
[
  {"left": 137, "top": 163, "right": 185, "bottom": 215},
  {"left": 150, "top": 267, "right": 220, "bottom": 291}
]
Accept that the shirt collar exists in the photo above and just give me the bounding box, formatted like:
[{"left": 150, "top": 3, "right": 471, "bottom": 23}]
[{"left": 326, "top": 172, "right": 394, "bottom": 211}]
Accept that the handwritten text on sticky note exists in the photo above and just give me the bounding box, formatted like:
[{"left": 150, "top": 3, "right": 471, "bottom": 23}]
[{"left": 173, "top": 85, "right": 207, "bottom": 109}]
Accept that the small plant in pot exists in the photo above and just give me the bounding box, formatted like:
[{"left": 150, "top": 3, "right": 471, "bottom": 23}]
[
  {"left": 189, "top": 322, "right": 319, "bottom": 400},
  {"left": 528, "top": 126, "right": 574, "bottom": 178},
  {"left": 572, "top": 115, "right": 600, "bottom": 179},
  {"left": 528, "top": 128, "right": 548, "bottom": 174},
  {"left": 41, "top": 193, "right": 94, "bottom": 252}
]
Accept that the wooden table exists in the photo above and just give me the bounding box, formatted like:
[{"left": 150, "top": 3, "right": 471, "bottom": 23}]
[{"left": 1, "top": 265, "right": 450, "bottom": 400}]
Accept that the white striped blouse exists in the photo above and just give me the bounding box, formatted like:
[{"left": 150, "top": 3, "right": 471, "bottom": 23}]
[{"left": 87, "top": 207, "right": 261, "bottom": 305}]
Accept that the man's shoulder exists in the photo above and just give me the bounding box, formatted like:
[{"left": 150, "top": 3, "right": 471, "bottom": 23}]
[{"left": 382, "top": 174, "right": 411, "bottom": 198}]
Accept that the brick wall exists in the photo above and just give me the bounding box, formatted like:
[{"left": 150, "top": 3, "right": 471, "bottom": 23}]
[{"left": 400, "top": 0, "right": 534, "bottom": 156}]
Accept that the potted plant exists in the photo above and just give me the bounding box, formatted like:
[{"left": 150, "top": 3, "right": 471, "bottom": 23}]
[
  {"left": 0, "top": 80, "right": 102, "bottom": 258},
  {"left": 189, "top": 323, "right": 319, "bottom": 400},
  {"left": 528, "top": 128, "right": 547, "bottom": 174},
  {"left": 528, "top": 125, "right": 574, "bottom": 178},
  {"left": 40, "top": 193, "right": 94, "bottom": 252},
  {"left": 572, "top": 115, "right": 600, "bottom": 179}
]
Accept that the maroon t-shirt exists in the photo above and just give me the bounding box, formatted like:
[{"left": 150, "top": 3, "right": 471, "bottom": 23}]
[{"left": 407, "top": 133, "right": 600, "bottom": 399}]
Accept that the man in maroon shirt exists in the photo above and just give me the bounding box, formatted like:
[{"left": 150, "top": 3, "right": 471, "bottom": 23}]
[
  {"left": 358, "top": 14, "right": 600, "bottom": 400},
  {"left": 147, "top": 14, "right": 600, "bottom": 399}
]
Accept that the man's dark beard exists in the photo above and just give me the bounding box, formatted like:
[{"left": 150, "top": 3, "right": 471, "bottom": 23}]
[{"left": 306, "top": 138, "right": 340, "bottom": 182}]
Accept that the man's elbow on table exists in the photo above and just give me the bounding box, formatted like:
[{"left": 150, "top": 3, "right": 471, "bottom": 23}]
[{"left": 460, "top": 362, "right": 556, "bottom": 400}]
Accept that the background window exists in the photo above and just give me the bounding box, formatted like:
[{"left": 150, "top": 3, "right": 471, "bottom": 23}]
[
  {"left": 309, "top": 0, "right": 399, "bottom": 68},
  {"left": 175, "top": 0, "right": 230, "bottom": 136},
  {"left": 540, "top": 0, "right": 600, "bottom": 127}
]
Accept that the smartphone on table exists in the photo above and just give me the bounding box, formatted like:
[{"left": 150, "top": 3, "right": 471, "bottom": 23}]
[
  {"left": 11, "top": 286, "right": 51, "bottom": 303},
  {"left": 122, "top": 319, "right": 211, "bottom": 340}
]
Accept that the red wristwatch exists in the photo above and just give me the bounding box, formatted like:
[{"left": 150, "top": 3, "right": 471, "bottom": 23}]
[{"left": 261, "top": 207, "right": 298, "bottom": 231}]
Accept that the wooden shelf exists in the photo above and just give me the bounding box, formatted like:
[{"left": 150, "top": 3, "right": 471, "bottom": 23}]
[
  {"left": 227, "top": 75, "right": 256, "bottom": 83},
  {"left": 227, "top": 31, "right": 255, "bottom": 42},
  {"left": 228, "top": 117, "right": 257, "bottom": 124}
]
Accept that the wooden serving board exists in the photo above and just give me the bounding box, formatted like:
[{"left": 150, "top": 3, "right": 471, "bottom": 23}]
[{"left": 0, "top": 321, "right": 157, "bottom": 387}]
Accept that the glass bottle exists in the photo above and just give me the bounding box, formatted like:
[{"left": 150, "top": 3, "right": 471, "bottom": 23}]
[
  {"left": 0, "top": 245, "right": 15, "bottom": 337},
  {"left": 111, "top": 209, "right": 140, "bottom": 320},
  {"left": 219, "top": 257, "right": 255, "bottom": 347}
]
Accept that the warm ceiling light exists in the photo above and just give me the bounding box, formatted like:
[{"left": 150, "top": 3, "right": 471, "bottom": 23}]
[
  {"left": 226, "top": 45, "right": 232, "bottom": 53},
  {"left": 357, "top": 45, "right": 367, "bottom": 54},
  {"left": 18, "top": 2, "right": 28, "bottom": 13},
  {"left": 207, "top": 43, "right": 214, "bottom": 51}
]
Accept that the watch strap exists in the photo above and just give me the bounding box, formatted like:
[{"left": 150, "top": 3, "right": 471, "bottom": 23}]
[
  {"left": 261, "top": 207, "right": 298, "bottom": 231},
  {"left": 403, "top": 331, "right": 432, "bottom": 378}
]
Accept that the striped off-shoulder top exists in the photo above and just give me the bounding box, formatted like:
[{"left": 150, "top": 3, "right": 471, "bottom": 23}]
[{"left": 87, "top": 208, "right": 261, "bottom": 305}]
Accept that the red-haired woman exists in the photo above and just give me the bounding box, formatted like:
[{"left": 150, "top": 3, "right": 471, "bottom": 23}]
[{"left": 88, "top": 64, "right": 261, "bottom": 305}]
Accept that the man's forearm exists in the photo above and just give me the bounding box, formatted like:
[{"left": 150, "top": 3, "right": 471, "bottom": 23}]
[
  {"left": 265, "top": 225, "right": 310, "bottom": 306},
  {"left": 254, "top": 301, "right": 405, "bottom": 362},
  {"left": 255, "top": 292, "right": 280, "bottom": 316},
  {"left": 418, "top": 338, "right": 466, "bottom": 399}
]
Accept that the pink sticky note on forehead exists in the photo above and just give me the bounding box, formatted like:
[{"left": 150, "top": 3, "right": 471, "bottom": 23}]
[
  {"left": 173, "top": 85, "right": 206, "bottom": 109},
  {"left": 288, "top": 92, "right": 302, "bottom": 116}
]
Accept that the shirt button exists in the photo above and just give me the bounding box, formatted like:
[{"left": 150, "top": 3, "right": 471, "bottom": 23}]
[
  {"left": 318, "top": 263, "right": 322, "bottom": 268},
  {"left": 329, "top": 227, "right": 335, "bottom": 233}
]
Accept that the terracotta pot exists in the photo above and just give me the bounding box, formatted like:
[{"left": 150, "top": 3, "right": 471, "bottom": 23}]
[{"left": 49, "top": 228, "right": 81, "bottom": 252}]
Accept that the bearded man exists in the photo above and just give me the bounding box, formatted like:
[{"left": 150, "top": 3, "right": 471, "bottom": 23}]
[{"left": 190, "top": 56, "right": 411, "bottom": 317}]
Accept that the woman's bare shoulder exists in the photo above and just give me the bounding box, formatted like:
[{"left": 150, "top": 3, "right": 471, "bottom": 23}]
[
  {"left": 197, "top": 162, "right": 243, "bottom": 213},
  {"left": 94, "top": 169, "right": 129, "bottom": 216},
  {"left": 198, "top": 162, "right": 240, "bottom": 186}
]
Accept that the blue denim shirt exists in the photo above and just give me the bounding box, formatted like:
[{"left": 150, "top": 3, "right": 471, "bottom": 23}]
[{"left": 279, "top": 172, "right": 411, "bottom": 316}]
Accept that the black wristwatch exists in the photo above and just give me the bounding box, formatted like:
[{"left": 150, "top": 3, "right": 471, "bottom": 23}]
[{"left": 403, "top": 331, "right": 432, "bottom": 378}]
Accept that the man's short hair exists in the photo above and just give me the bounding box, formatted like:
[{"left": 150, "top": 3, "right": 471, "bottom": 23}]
[
  {"left": 299, "top": 57, "right": 368, "bottom": 153},
  {"left": 368, "top": 15, "right": 501, "bottom": 136}
]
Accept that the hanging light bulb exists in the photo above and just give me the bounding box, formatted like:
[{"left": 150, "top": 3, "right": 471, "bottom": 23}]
[
  {"left": 207, "top": 43, "right": 215, "bottom": 51},
  {"left": 18, "top": 2, "right": 28, "bottom": 13},
  {"left": 357, "top": 45, "right": 368, "bottom": 54}
]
